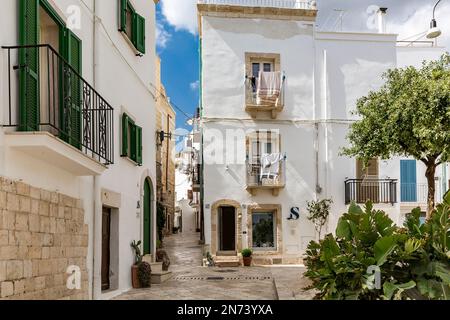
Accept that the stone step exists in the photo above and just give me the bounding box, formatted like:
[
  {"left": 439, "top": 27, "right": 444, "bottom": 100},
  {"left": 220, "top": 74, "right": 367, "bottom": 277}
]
[
  {"left": 214, "top": 256, "right": 240, "bottom": 267},
  {"left": 141, "top": 255, "right": 164, "bottom": 272},
  {"left": 151, "top": 271, "right": 173, "bottom": 284}
]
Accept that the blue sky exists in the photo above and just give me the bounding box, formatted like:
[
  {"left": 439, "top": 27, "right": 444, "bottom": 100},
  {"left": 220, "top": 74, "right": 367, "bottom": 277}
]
[
  {"left": 156, "top": 0, "right": 450, "bottom": 132},
  {"left": 156, "top": 7, "right": 199, "bottom": 131}
]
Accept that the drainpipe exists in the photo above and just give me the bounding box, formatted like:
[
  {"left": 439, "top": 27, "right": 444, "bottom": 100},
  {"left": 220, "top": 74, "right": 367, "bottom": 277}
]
[{"left": 91, "top": 0, "right": 101, "bottom": 301}]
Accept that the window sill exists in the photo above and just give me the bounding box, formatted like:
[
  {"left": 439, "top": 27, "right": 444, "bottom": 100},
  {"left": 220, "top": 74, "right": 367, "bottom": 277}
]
[
  {"left": 119, "top": 30, "right": 143, "bottom": 56},
  {"left": 121, "top": 155, "right": 141, "bottom": 167}
]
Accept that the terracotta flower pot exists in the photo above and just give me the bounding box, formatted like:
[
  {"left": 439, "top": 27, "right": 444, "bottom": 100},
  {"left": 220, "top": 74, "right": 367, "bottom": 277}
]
[
  {"left": 131, "top": 265, "right": 141, "bottom": 289},
  {"left": 243, "top": 256, "right": 252, "bottom": 267}
]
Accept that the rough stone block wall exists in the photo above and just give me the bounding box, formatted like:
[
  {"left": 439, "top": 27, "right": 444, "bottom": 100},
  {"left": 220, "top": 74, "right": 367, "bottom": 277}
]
[{"left": 0, "top": 177, "right": 89, "bottom": 300}]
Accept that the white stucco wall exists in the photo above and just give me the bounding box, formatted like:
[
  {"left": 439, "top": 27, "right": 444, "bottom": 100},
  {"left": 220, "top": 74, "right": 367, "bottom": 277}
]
[
  {"left": 200, "top": 12, "right": 446, "bottom": 258},
  {"left": 0, "top": 0, "right": 157, "bottom": 299}
]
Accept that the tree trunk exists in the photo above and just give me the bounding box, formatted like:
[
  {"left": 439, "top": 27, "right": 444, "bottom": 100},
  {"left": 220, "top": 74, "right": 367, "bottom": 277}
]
[{"left": 425, "top": 164, "right": 436, "bottom": 219}]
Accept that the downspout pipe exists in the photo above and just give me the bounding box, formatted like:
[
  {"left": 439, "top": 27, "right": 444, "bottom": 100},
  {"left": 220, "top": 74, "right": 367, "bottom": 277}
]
[{"left": 91, "top": 0, "right": 102, "bottom": 301}]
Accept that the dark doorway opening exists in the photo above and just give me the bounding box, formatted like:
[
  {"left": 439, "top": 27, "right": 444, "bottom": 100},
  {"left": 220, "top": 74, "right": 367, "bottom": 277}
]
[
  {"left": 219, "top": 206, "right": 236, "bottom": 252},
  {"left": 101, "top": 207, "right": 111, "bottom": 291}
]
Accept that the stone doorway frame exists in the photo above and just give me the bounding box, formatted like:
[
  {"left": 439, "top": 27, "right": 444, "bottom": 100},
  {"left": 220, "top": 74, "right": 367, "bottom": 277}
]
[
  {"left": 247, "top": 204, "right": 282, "bottom": 256},
  {"left": 211, "top": 199, "right": 242, "bottom": 256}
]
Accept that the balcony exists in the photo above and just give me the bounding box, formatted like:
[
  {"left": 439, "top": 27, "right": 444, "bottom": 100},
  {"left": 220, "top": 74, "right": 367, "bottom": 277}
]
[
  {"left": 400, "top": 182, "right": 441, "bottom": 204},
  {"left": 345, "top": 179, "right": 397, "bottom": 205},
  {"left": 192, "top": 164, "right": 201, "bottom": 192},
  {"left": 245, "top": 72, "right": 285, "bottom": 119},
  {"left": 198, "top": 0, "right": 315, "bottom": 10},
  {"left": 2, "top": 45, "right": 114, "bottom": 175},
  {"left": 246, "top": 156, "right": 286, "bottom": 196}
]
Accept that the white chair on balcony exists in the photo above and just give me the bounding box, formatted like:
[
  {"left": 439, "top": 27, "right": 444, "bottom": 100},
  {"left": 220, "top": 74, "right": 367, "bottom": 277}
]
[{"left": 260, "top": 153, "right": 282, "bottom": 185}]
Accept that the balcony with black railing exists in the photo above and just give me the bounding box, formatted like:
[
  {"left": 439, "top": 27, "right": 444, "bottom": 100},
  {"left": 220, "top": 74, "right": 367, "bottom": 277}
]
[
  {"left": 2, "top": 45, "right": 114, "bottom": 175},
  {"left": 245, "top": 73, "right": 285, "bottom": 119},
  {"left": 345, "top": 179, "right": 397, "bottom": 205},
  {"left": 246, "top": 156, "right": 286, "bottom": 196},
  {"left": 192, "top": 164, "right": 201, "bottom": 192}
]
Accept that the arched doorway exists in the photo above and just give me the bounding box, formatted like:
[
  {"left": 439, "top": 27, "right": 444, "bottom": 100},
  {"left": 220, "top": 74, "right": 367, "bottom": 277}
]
[{"left": 143, "top": 178, "right": 153, "bottom": 255}]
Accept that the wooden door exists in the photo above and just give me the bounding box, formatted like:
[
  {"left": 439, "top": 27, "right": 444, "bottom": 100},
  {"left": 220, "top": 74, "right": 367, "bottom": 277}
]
[
  {"left": 356, "top": 158, "right": 380, "bottom": 203},
  {"left": 143, "top": 179, "right": 152, "bottom": 255},
  {"left": 101, "top": 207, "right": 111, "bottom": 291},
  {"left": 219, "top": 206, "right": 236, "bottom": 252}
]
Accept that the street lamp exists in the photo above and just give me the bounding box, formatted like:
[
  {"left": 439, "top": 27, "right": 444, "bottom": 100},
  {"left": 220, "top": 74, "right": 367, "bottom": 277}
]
[{"left": 427, "top": 0, "right": 443, "bottom": 39}]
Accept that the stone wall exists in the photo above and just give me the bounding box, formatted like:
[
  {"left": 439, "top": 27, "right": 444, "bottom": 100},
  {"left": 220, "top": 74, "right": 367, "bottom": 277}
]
[{"left": 0, "top": 177, "right": 89, "bottom": 300}]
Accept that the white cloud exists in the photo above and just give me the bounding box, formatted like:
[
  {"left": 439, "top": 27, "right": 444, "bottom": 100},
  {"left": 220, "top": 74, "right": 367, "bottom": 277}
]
[
  {"left": 190, "top": 80, "right": 200, "bottom": 91},
  {"left": 156, "top": 22, "right": 172, "bottom": 49},
  {"left": 158, "top": 0, "right": 449, "bottom": 51},
  {"left": 388, "top": 3, "right": 450, "bottom": 50},
  {"left": 160, "top": 0, "right": 198, "bottom": 35}
]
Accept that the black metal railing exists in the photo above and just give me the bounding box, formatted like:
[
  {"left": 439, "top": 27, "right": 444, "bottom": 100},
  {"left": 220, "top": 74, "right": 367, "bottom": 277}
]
[
  {"left": 192, "top": 164, "right": 201, "bottom": 185},
  {"left": 2, "top": 44, "right": 114, "bottom": 165},
  {"left": 245, "top": 72, "right": 285, "bottom": 108},
  {"left": 345, "top": 179, "right": 397, "bottom": 205},
  {"left": 246, "top": 157, "right": 286, "bottom": 187}
]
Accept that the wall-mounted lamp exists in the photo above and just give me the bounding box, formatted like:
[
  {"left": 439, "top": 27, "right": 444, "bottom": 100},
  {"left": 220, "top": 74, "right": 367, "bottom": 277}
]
[
  {"left": 158, "top": 130, "right": 173, "bottom": 143},
  {"left": 136, "top": 200, "right": 141, "bottom": 209}
]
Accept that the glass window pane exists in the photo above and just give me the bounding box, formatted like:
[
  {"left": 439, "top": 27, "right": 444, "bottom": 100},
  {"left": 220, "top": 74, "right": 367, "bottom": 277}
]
[
  {"left": 263, "top": 63, "right": 272, "bottom": 72},
  {"left": 252, "top": 63, "right": 260, "bottom": 77},
  {"left": 252, "top": 212, "right": 275, "bottom": 249},
  {"left": 266, "top": 142, "right": 272, "bottom": 154}
]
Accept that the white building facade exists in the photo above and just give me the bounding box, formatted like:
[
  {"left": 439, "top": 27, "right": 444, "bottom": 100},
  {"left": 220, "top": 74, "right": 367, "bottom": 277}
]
[
  {"left": 175, "top": 127, "right": 202, "bottom": 236},
  {"left": 0, "top": 0, "right": 158, "bottom": 299},
  {"left": 198, "top": 0, "right": 446, "bottom": 265}
]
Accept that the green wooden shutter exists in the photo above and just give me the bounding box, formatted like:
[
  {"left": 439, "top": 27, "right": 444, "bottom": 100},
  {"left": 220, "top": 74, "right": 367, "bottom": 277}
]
[
  {"left": 136, "top": 126, "right": 143, "bottom": 165},
  {"left": 130, "top": 123, "right": 137, "bottom": 162},
  {"left": 64, "top": 29, "right": 82, "bottom": 149},
  {"left": 19, "top": 0, "right": 40, "bottom": 131},
  {"left": 119, "top": 0, "right": 127, "bottom": 31},
  {"left": 121, "top": 113, "right": 129, "bottom": 157},
  {"left": 133, "top": 13, "right": 146, "bottom": 54}
]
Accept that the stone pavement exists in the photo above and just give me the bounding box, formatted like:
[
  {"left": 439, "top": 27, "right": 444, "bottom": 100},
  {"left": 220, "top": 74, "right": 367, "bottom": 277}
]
[{"left": 114, "top": 231, "right": 315, "bottom": 300}]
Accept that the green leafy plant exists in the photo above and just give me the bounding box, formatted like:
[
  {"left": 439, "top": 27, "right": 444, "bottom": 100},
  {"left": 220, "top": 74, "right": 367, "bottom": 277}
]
[
  {"left": 157, "top": 202, "right": 166, "bottom": 242},
  {"left": 342, "top": 54, "right": 450, "bottom": 218},
  {"left": 241, "top": 248, "right": 253, "bottom": 258},
  {"left": 131, "top": 240, "right": 142, "bottom": 265},
  {"left": 306, "top": 199, "right": 333, "bottom": 240},
  {"left": 137, "top": 262, "right": 152, "bottom": 288},
  {"left": 304, "top": 196, "right": 450, "bottom": 300}
]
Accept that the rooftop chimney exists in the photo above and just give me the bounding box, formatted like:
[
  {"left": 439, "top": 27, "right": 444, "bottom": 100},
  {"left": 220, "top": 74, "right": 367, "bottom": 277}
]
[{"left": 377, "top": 7, "right": 388, "bottom": 33}]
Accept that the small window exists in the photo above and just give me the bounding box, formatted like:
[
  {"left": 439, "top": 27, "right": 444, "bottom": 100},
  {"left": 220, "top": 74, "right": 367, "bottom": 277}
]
[
  {"left": 119, "top": 0, "right": 146, "bottom": 54},
  {"left": 122, "top": 113, "right": 142, "bottom": 165},
  {"left": 125, "top": 3, "right": 134, "bottom": 39},
  {"left": 252, "top": 212, "right": 276, "bottom": 250},
  {"left": 263, "top": 63, "right": 272, "bottom": 72},
  {"left": 250, "top": 60, "right": 274, "bottom": 92},
  {"left": 248, "top": 131, "right": 279, "bottom": 164}
]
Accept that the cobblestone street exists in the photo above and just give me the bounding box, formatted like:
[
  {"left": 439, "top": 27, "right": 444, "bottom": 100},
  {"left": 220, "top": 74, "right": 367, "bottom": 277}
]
[{"left": 115, "top": 232, "right": 315, "bottom": 300}]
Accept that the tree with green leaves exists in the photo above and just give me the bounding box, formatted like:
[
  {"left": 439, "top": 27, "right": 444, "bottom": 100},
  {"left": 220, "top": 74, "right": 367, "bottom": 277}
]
[{"left": 342, "top": 54, "right": 450, "bottom": 219}]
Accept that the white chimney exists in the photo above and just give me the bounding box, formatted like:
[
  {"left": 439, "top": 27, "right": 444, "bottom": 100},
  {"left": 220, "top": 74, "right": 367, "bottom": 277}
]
[{"left": 377, "top": 7, "right": 388, "bottom": 33}]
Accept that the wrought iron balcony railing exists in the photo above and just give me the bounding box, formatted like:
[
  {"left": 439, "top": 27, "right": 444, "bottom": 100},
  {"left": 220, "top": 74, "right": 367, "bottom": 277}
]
[
  {"left": 400, "top": 182, "right": 441, "bottom": 204},
  {"left": 192, "top": 164, "right": 201, "bottom": 185},
  {"left": 246, "top": 157, "right": 286, "bottom": 188},
  {"left": 198, "top": 0, "right": 315, "bottom": 9},
  {"left": 245, "top": 73, "right": 285, "bottom": 111},
  {"left": 345, "top": 179, "right": 397, "bottom": 205},
  {"left": 2, "top": 44, "right": 114, "bottom": 165}
]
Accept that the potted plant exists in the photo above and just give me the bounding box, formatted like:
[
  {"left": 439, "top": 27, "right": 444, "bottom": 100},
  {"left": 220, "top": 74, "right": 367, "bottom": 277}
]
[
  {"left": 137, "top": 262, "right": 152, "bottom": 288},
  {"left": 241, "top": 248, "right": 253, "bottom": 267},
  {"left": 130, "top": 240, "right": 143, "bottom": 289}
]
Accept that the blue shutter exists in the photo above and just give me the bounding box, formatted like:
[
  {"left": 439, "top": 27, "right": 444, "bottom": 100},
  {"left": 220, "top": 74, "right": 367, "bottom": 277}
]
[{"left": 400, "top": 160, "right": 417, "bottom": 202}]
